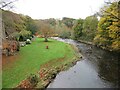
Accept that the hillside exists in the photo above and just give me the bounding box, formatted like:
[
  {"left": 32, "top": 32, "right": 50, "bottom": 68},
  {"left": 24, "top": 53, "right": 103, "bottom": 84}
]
[{"left": 2, "top": 10, "right": 37, "bottom": 40}]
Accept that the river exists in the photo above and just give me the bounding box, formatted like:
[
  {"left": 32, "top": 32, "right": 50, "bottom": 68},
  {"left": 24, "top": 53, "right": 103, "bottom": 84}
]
[{"left": 48, "top": 37, "right": 119, "bottom": 88}]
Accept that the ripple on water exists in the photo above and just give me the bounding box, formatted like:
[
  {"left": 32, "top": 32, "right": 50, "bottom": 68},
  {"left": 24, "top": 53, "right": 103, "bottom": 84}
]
[{"left": 48, "top": 38, "right": 119, "bottom": 88}]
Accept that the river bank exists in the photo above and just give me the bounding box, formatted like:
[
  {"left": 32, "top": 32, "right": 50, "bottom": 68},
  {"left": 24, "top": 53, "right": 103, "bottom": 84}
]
[
  {"left": 48, "top": 38, "right": 119, "bottom": 88},
  {"left": 36, "top": 44, "right": 82, "bottom": 88},
  {"left": 77, "top": 39, "right": 120, "bottom": 53},
  {"left": 14, "top": 38, "right": 82, "bottom": 88}
]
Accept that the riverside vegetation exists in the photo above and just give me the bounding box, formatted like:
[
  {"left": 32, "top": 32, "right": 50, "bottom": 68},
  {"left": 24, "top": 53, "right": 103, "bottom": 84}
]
[
  {"left": 2, "top": 1, "right": 120, "bottom": 52},
  {"left": 1, "top": 0, "right": 119, "bottom": 89},
  {"left": 3, "top": 38, "right": 82, "bottom": 88}
]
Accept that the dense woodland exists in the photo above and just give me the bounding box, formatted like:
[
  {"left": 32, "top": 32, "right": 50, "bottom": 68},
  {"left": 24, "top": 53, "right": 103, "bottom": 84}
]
[{"left": 1, "top": 1, "right": 120, "bottom": 52}]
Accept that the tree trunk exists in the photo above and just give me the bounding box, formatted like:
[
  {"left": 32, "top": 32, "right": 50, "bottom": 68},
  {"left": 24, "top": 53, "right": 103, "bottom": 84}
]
[{"left": 44, "top": 37, "right": 48, "bottom": 42}]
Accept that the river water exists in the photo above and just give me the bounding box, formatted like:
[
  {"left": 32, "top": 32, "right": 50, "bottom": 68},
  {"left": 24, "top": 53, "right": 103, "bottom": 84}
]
[{"left": 48, "top": 37, "right": 119, "bottom": 88}]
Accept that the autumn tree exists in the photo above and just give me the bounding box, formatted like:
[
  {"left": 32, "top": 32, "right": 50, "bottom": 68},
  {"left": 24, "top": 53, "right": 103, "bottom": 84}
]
[
  {"left": 2, "top": 10, "right": 37, "bottom": 41},
  {"left": 54, "top": 20, "right": 72, "bottom": 39},
  {"left": 94, "top": 1, "right": 120, "bottom": 51},
  {"left": 2, "top": 10, "right": 26, "bottom": 39},
  {"left": 38, "top": 21, "right": 54, "bottom": 42}
]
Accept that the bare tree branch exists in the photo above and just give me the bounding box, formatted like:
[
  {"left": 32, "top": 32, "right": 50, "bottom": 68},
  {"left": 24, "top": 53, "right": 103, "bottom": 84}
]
[
  {"left": 0, "top": 0, "right": 18, "bottom": 9},
  {"left": 1, "top": 1, "right": 13, "bottom": 9}
]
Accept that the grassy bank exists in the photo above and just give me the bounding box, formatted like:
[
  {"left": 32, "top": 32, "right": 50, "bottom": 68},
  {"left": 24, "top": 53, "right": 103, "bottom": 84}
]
[{"left": 3, "top": 38, "right": 81, "bottom": 88}]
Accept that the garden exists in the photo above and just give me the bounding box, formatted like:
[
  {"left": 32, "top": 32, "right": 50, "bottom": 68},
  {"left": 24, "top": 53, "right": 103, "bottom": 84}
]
[{"left": 2, "top": 37, "right": 81, "bottom": 88}]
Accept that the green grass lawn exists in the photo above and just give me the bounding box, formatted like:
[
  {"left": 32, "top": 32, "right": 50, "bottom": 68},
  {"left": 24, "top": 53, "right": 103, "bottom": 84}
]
[{"left": 3, "top": 38, "right": 77, "bottom": 88}]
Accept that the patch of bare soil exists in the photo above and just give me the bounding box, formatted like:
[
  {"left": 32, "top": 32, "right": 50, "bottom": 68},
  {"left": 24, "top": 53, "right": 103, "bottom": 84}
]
[{"left": 2, "top": 52, "right": 20, "bottom": 70}]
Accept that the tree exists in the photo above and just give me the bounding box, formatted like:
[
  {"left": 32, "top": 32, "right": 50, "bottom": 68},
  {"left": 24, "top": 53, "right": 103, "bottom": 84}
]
[
  {"left": 2, "top": 10, "right": 37, "bottom": 41},
  {"left": 19, "top": 30, "right": 31, "bottom": 41},
  {"left": 58, "top": 23, "right": 71, "bottom": 39},
  {"left": 94, "top": 1, "right": 120, "bottom": 51},
  {"left": 38, "top": 21, "right": 54, "bottom": 42},
  {"left": 45, "top": 18, "right": 56, "bottom": 26},
  {"left": 54, "top": 20, "right": 72, "bottom": 39},
  {"left": 24, "top": 16, "right": 37, "bottom": 35},
  {"left": 73, "top": 18, "right": 84, "bottom": 40},
  {"left": 2, "top": 10, "right": 26, "bottom": 38},
  {"left": 82, "top": 15, "right": 98, "bottom": 41},
  {"left": 62, "top": 17, "right": 75, "bottom": 28}
]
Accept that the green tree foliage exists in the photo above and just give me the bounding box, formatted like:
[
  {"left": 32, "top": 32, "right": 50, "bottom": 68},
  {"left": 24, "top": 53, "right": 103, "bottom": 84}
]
[
  {"left": 94, "top": 1, "right": 120, "bottom": 51},
  {"left": 72, "top": 16, "right": 98, "bottom": 41},
  {"left": 82, "top": 15, "right": 98, "bottom": 41},
  {"left": 2, "top": 10, "right": 38, "bottom": 41},
  {"left": 45, "top": 18, "right": 56, "bottom": 26},
  {"left": 24, "top": 16, "right": 37, "bottom": 34},
  {"left": 62, "top": 17, "right": 75, "bottom": 28},
  {"left": 73, "top": 19, "right": 84, "bottom": 40}
]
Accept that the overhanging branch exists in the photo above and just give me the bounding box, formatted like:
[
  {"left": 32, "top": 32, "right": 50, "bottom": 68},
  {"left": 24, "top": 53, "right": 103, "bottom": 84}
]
[
  {"left": 0, "top": 0, "right": 18, "bottom": 9},
  {"left": 102, "top": 8, "right": 120, "bottom": 20}
]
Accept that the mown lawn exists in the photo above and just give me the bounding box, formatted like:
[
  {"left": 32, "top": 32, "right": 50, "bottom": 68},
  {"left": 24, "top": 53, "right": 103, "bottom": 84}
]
[{"left": 3, "top": 38, "right": 76, "bottom": 88}]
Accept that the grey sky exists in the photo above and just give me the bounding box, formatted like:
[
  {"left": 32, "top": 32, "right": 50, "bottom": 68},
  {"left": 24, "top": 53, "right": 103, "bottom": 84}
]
[{"left": 13, "top": 0, "right": 107, "bottom": 19}]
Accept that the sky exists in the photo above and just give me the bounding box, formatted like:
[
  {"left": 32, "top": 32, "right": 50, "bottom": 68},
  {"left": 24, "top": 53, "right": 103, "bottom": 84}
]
[{"left": 13, "top": 0, "right": 107, "bottom": 19}]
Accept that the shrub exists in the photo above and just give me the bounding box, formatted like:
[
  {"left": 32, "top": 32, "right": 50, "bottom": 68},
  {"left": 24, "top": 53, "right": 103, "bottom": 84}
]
[
  {"left": 59, "top": 31, "right": 71, "bottom": 39},
  {"left": 27, "top": 74, "right": 39, "bottom": 87}
]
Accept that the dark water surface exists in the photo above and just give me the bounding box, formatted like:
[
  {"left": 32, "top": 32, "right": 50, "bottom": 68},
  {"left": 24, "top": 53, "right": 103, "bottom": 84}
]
[{"left": 48, "top": 37, "right": 119, "bottom": 88}]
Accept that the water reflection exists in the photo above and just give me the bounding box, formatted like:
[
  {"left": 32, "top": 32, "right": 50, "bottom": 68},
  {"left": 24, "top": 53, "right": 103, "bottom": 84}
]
[
  {"left": 77, "top": 43, "right": 119, "bottom": 88},
  {"left": 48, "top": 38, "right": 119, "bottom": 88},
  {"left": 97, "top": 52, "right": 119, "bottom": 88}
]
